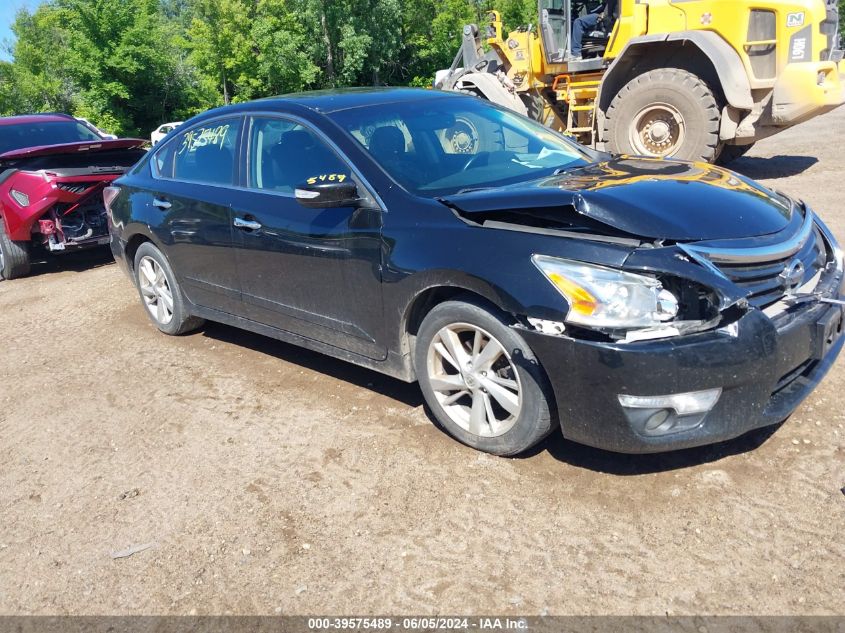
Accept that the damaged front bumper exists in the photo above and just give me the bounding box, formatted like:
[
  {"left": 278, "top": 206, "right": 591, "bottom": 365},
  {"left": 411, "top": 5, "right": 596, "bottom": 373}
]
[
  {"left": 521, "top": 294, "right": 844, "bottom": 453},
  {"left": 519, "top": 213, "right": 845, "bottom": 454}
]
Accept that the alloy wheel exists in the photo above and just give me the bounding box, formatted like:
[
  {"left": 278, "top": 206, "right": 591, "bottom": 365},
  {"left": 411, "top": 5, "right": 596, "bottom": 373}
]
[
  {"left": 138, "top": 256, "right": 174, "bottom": 325},
  {"left": 426, "top": 323, "right": 523, "bottom": 438}
]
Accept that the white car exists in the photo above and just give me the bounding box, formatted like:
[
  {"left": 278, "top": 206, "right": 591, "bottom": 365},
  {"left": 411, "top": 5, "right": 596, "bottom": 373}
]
[{"left": 151, "top": 122, "right": 183, "bottom": 145}]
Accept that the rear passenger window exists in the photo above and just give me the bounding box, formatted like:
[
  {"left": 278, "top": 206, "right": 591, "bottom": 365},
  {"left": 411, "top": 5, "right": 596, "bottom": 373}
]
[
  {"left": 247, "top": 117, "right": 348, "bottom": 194},
  {"left": 154, "top": 117, "right": 241, "bottom": 186}
]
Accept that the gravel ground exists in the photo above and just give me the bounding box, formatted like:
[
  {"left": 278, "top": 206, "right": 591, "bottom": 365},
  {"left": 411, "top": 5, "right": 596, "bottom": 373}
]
[{"left": 0, "top": 107, "right": 843, "bottom": 616}]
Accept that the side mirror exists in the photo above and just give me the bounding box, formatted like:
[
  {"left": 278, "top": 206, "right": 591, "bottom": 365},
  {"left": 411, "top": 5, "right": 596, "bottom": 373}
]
[{"left": 295, "top": 178, "right": 360, "bottom": 209}]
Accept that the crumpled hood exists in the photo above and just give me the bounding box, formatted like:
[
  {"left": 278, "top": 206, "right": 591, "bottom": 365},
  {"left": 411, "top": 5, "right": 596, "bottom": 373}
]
[
  {"left": 0, "top": 138, "right": 146, "bottom": 162},
  {"left": 440, "top": 157, "right": 795, "bottom": 241}
]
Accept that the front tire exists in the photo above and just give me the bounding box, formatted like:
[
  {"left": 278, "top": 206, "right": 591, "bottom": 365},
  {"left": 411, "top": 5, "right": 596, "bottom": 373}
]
[
  {"left": 603, "top": 68, "right": 722, "bottom": 162},
  {"left": 133, "top": 242, "right": 204, "bottom": 335},
  {"left": 415, "top": 298, "right": 556, "bottom": 456},
  {"left": 0, "top": 221, "right": 31, "bottom": 280},
  {"left": 520, "top": 91, "right": 545, "bottom": 123}
]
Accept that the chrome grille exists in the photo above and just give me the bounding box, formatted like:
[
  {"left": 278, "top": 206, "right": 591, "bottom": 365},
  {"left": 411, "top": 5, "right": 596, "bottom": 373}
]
[
  {"left": 716, "top": 228, "right": 827, "bottom": 307},
  {"left": 683, "top": 209, "right": 830, "bottom": 309}
]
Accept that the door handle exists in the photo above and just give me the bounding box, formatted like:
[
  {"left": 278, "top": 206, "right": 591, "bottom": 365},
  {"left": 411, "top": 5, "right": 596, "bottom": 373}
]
[
  {"left": 152, "top": 197, "right": 171, "bottom": 210},
  {"left": 233, "top": 216, "right": 262, "bottom": 231}
]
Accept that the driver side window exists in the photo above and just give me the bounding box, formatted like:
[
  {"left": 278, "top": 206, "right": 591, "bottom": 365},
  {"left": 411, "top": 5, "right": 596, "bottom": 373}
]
[{"left": 247, "top": 117, "right": 349, "bottom": 194}]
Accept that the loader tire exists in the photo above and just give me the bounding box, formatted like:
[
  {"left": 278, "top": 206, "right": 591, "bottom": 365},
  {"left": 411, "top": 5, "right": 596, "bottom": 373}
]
[
  {"left": 603, "top": 68, "right": 722, "bottom": 162},
  {"left": 0, "top": 220, "right": 31, "bottom": 280},
  {"left": 716, "top": 143, "right": 755, "bottom": 165},
  {"left": 520, "top": 92, "right": 545, "bottom": 123}
]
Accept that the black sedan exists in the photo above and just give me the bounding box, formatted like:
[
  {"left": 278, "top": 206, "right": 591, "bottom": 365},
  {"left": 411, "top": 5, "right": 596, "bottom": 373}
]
[{"left": 105, "top": 88, "right": 844, "bottom": 456}]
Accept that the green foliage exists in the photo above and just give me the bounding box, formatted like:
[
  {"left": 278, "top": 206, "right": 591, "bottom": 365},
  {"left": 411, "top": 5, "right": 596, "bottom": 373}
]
[
  {"left": 0, "top": 0, "right": 550, "bottom": 134},
  {"left": 3, "top": 5, "right": 75, "bottom": 114},
  {"left": 0, "top": 0, "right": 209, "bottom": 135}
]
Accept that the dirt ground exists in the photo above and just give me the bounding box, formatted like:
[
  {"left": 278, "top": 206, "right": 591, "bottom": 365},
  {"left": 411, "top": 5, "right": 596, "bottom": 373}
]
[{"left": 1, "top": 108, "right": 844, "bottom": 617}]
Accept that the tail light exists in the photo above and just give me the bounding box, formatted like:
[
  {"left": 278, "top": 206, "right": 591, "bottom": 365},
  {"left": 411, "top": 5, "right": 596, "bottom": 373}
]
[{"left": 103, "top": 186, "right": 121, "bottom": 218}]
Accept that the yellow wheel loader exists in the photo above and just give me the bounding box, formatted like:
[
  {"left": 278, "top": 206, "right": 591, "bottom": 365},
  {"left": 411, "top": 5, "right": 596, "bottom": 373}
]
[{"left": 436, "top": 0, "right": 844, "bottom": 163}]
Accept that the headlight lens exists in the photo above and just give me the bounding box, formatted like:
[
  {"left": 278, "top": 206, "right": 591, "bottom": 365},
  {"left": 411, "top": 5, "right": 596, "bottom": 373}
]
[{"left": 532, "top": 255, "right": 679, "bottom": 329}]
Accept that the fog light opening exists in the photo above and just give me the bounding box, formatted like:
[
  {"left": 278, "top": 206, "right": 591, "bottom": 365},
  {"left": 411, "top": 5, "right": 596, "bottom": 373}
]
[
  {"left": 644, "top": 408, "right": 674, "bottom": 433},
  {"left": 618, "top": 388, "right": 722, "bottom": 437}
]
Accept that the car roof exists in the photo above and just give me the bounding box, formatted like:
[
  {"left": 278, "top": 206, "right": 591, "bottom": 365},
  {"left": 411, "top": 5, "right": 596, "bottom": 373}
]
[
  {"left": 0, "top": 113, "right": 77, "bottom": 127},
  {"left": 258, "top": 87, "right": 460, "bottom": 113},
  {"left": 191, "top": 88, "right": 466, "bottom": 123}
]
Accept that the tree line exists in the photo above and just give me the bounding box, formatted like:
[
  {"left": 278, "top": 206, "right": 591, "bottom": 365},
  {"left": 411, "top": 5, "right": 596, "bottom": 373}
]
[
  {"left": 3, "top": 0, "right": 844, "bottom": 137},
  {"left": 0, "top": 0, "right": 535, "bottom": 136}
]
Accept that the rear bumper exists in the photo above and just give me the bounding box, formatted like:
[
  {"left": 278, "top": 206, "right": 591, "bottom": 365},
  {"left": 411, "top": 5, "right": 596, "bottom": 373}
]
[
  {"left": 521, "top": 296, "right": 845, "bottom": 453},
  {"left": 109, "top": 234, "right": 132, "bottom": 278},
  {"left": 769, "top": 61, "right": 844, "bottom": 126}
]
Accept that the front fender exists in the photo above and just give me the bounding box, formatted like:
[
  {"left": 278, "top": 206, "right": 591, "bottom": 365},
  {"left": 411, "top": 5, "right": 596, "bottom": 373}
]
[{"left": 395, "top": 269, "right": 525, "bottom": 325}]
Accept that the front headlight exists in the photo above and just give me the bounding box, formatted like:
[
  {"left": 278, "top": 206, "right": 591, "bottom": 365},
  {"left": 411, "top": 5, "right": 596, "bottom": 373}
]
[
  {"left": 9, "top": 189, "right": 30, "bottom": 207},
  {"left": 532, "top": 255, "right": 679, "bottom": 329}
]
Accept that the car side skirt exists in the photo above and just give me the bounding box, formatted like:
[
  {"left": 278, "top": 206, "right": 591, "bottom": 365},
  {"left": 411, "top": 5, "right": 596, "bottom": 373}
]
[{"left": 185, "top": 298, "right": 416, "bottom": 383}]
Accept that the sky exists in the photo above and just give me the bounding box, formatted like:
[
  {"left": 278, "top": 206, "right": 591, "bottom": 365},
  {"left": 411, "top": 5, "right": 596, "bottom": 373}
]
[{"left": 0, "top": 0, "right": 43, "bottom": 60}]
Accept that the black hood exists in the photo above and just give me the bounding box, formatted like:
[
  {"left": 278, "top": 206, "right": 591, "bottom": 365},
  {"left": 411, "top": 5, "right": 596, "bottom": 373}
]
[{"left": 440, "top": 157, "right": 795, "bottom": 241}]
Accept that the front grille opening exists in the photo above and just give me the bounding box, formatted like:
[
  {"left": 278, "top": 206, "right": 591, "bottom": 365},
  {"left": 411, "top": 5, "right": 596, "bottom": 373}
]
[
  {"left": 714, "top": 226, "right": 828, "bottom": 309},
  {"left": 747, "top": 10, "right": 777, "bottom": 79},
  {"left": 56, "top": 182, "right": 93, "bottom": 195}
]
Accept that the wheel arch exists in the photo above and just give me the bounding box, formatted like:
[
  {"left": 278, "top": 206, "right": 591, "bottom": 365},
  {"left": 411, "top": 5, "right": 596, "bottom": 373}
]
[
  {"left": 398, "top": 280, "right": 523, "bottom": 379},
  {"left": 597, "top": 32, "right": 754, "bottom": 140},
  {"left": 123, "top": 225, "right": 167, "bottom": 274}
]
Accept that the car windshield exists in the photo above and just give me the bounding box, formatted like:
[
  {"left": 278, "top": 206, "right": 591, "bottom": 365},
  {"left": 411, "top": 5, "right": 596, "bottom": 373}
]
[
  {"left": 327, "top": 96, "right": 590, "bottom": 197},
  {"left": 0, "top": 120, "right": 103, "bottom": 154}
]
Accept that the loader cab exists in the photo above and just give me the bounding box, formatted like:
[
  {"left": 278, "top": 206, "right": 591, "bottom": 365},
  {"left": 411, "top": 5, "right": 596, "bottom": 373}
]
[
  {"left": 538, "top": 0, "right": 617, "bottom": 64},
  {"left": 540, "top": 0, "right": 569, "bottom": 62}
]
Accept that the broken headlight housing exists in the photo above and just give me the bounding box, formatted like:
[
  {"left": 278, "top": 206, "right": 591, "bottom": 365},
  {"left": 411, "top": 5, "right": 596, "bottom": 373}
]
[{"left": 532, "top": 255, "right": 679, "bottom": 329}]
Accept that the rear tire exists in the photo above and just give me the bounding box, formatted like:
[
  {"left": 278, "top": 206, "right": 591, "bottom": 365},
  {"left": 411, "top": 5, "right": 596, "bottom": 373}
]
[
  {"left": 415, "top": 297, "right": 557, "bottom": 456},
  {"left": 0, "top": 221, "right": 31, "bottom": 280},
  {"left": 603, "top": 68, "right": 722, "bottom": 162},
  {"left": 133, "top": 242, "right": 204, "bottom": 335}
]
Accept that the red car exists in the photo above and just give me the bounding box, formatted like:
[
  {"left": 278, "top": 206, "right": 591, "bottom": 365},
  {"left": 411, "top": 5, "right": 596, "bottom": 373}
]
[{"left": 0, "top": 113, "right": 146, "bottom": 279}]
